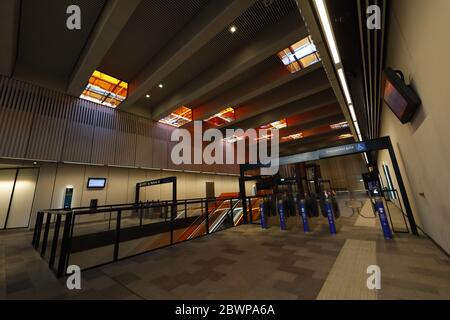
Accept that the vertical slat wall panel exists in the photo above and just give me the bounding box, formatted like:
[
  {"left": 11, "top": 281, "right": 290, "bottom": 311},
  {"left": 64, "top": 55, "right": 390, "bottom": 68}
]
[
  {"left": 91, "top": 106, "right": 117, "bottom": 165},
  {"left": 135, "top": 119, "right": 153, "bottom": 168},
  {"left": 167, "top": 125, "right": 180, "bottom": 171},
  {"left": 114, "top": 111, "right": 137, "bottom": 167},
  {"left": 27, "top": 87, "right": 68, "bottom": 160},
  {"left": 0, "top": 76, "right": 234, "bottom": 175},
  {"left": 61, "top": 99, "right": 97, "bottom": 163},
  {"left": 152, "top": 123, "right": 168, "bottom": 169},
  {"left": 0, "top": 79, "right": 35, "bottom": 158}
]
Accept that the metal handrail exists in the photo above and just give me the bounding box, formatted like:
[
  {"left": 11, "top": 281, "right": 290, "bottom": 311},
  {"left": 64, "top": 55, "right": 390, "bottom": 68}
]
[{"left": 33, "top": 195, "right": 255, "bottom": 278}]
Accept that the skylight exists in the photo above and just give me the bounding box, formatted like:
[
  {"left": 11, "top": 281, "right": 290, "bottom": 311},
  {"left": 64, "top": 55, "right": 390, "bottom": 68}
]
[
  {"left": 205, "top": 107, "right": 236, "bottom": 127},
  {"left": 281, "top": 132, "right": 304, "bottom": 142},
  {"left": 277, "top": 36, "right": 320, "bottom": 74},
  {"left": 260, "top": 119, "right": 287, "bottom": 130},
  {"left": 223, "top": 134, "right": 244, "bottom": 144},
  {"left": 80, "top": 70, "right": 128, "bottom": 108},
  {"left": 159, "top": 106, "right": 193, "bottom": 128},
  {"left": 330, "top": 121, "right": 350, "bottom": 129},
  {"left": 339, "top": 133, "right": 353, "bottom": 139}
]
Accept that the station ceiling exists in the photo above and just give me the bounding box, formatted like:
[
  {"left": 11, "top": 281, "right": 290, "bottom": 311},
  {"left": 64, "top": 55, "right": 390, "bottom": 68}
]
[{"left": 0, "top": 0, "right": 379, "bottom": 157}]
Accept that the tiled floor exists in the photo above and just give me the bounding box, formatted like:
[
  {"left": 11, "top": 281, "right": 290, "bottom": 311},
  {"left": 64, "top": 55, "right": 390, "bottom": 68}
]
[{"left": 0, "top": 213, "right": 449, "bottom": 300}]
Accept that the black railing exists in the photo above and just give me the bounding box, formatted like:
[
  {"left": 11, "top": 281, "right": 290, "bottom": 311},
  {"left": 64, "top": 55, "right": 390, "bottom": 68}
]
[{"left": 32, "top": 196, "right": 264, "bottom": 277}]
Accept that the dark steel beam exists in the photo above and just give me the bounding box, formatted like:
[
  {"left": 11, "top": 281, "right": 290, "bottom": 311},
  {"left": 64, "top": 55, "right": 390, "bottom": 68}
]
[{"left": 151, "top": 11, "right": 308, "bottom": 119}]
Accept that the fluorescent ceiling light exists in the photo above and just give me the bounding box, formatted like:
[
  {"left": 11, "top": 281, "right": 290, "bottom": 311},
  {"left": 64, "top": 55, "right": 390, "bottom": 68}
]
[
  {"left": 354, "top": 121, "right": 361, "bottom": 135},
  {"left": 349, "top": 104, "right": 357, "bottom": 122},
  {"left": 337, "top": 68, "right": 352, "bottom": 105},
  {"left": 363, "top": 152, "right": 369, "bottom": 164},
  {"left": 314, "top": 0, "right": 340, "bottom": 64}
]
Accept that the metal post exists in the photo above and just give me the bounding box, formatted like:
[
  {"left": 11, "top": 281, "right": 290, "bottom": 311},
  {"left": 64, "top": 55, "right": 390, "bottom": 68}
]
[
  {"left": 32, "top": 212, "right": 44, "bottom": 248},
  {"left": 114, "top": 210, "right": 121, "bottom": 261},
  {"left": 248, "top": 198, "right": 253, "bottom": 224},
  {"left": 49, "top": 214, "right": 62, "bottom": 269},
  {"left": 239, "top": 165, "right": 248, "bottom": 224},
  {"left": 40, "top": 213, "right": 52, "bottom": 257},
  {"left": 205, "top": 200, "right": 209, "bottom": 234},
  {"left": 57, "top": 212, "right": 73, "bottom": 278},
  {"left": 387, "top": 139, "right": 418, "bottom": 235}
]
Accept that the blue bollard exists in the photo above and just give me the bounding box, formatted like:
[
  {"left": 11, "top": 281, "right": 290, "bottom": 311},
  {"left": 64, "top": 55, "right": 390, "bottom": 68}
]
[
  {"left": 278, "top": 200, "right": 287, "bottom": 231},
  {"left": 298, "top": 199, "right": 310, "bottom": 233},
  {"left": 259, "top": 202, "right": 268, "bottom": 229},
  {"left": 324, "top": 200, "right": 337, "bottom": 234},
  {"left": 374, "top": 198, "right": 393, "bottom": 239}
]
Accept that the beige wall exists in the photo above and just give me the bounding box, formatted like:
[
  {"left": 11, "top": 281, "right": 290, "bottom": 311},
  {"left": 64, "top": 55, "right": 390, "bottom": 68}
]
[
  {"left": 25, "top": 162, "right": 241, "bottom": 228},
  {"left": 315, "top": 154, "right": 367, "bottom": 191},
  {"left": 378, "top": 0, "right": 450, "bottom": 253}
]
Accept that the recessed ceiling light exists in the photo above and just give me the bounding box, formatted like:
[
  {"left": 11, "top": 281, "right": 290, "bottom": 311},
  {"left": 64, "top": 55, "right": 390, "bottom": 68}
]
[
  {"left": 229, "top": 25, "right": 237, "bottom": 33},
  {"left": 146, "top": 94, "right": 151, "bottom": 98},
  {"left": 158, "top": 84, "right": 164, "bottom": 88}
]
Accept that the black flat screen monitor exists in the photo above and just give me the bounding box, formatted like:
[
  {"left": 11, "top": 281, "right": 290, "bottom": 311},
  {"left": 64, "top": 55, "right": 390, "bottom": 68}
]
[
  {"left": 87, "top": 178, "right": 107, "bottom": 189},
  {"left": 382, "top": 68, "right": 421, "bottom": 124}
]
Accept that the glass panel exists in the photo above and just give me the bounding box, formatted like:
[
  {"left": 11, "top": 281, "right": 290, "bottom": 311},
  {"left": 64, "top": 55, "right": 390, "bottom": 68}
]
[
  {"left": 173, "top": 201, "right": 206, "bottom": 243},
  {"left": 68, "top": 212, "right": 117, "bottom": 269},
  {"left": 118, "top": 207, "right": 171, "bottom": 259},
  {"left": 80, "top": 70, "right": 128, "bottom": 108}
]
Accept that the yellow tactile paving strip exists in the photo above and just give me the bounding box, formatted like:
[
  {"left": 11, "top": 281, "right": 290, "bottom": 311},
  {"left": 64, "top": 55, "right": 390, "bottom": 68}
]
[{"left": 316, "top": 239, "right": 378, "bottom": 300}]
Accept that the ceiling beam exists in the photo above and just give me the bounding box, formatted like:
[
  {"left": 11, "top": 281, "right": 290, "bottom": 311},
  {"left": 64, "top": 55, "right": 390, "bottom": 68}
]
[
  {"left": 285, "top": 103, "right": 342, "bottom": 127},
  {"left": 224, "top": 88, "right": 336, "bottom": 131},
  {"left": 230, "top": 68, "right": 330, "bottom": 125},
  {"left": 0, "top": 0, "right": 20, "bottom": 77},
  {"left": 193, "top": 61, "right": 322, "bottom": 120},
  {"left": 67, "top": 0, "right": 143, "bottom": 96},
  {"left": 118, "top": 0, "right": 258, "bottom": 112},
  {"left": 279, "top": 129, "right": 352, "bottom": 155},
  {"left": 280, "top": 113, "right": 346, "bottom": 138},
  {"left": 150, "top": 10, "right": 308, "bottom": 119}
]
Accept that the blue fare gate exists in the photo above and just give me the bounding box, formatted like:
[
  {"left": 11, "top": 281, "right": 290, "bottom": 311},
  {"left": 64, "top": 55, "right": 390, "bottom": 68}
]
[
  {"left": 278, "top": 200, "right": 287, "bottom": 231},
  {"left": 374, "top": 198, "right": 393, "bottom": 239},
  {"left": 259, "top": 202, "right": 268, "bottom": 229},
  {"left": 297, "top": 199, "right": 310, "bottom": 233},
  {"left": 324, "top": 199, "right": 337, "bottom": 234}
]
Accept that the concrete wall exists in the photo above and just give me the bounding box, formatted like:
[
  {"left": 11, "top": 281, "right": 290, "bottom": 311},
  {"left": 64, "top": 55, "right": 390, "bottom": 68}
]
[{"left": 377, "top": 0, "right": 450, "bottom": 253}]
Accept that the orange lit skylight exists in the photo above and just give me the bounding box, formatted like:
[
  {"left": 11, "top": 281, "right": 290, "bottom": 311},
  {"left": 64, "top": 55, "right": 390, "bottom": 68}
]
[
  {"left": 260, "top": 119, "right": 287, "bottom": 130},
  {"left": 80, "top": 70, "right": 128, "bottom": 108},
  {"left": 277, "top": 36, "right": 320, "bottom": 74},
  {"left": 281, "top": 132, "right": 304, "bottom": 142},
  {"left": 339, "top": 133, "right": 353, "bottom": 139},
  {"left": 159, "top": 106, "right": 193, "bottom": 127},
  {"left": 205, "top": 107, "right": 236, "bottom": 127}
]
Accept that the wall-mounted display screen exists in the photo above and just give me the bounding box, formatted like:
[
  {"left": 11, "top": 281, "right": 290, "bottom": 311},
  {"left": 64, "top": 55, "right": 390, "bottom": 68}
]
[
  {"left": 87, "top": 178, "right": 107, "bottom": 189},
  {"left": 382, "top": 68, "right": 421, "bottom": 124}
]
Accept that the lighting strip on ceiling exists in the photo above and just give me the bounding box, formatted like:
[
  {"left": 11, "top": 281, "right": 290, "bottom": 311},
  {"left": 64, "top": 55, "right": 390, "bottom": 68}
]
[
  {"left": 313, "top": 0, "right": 365, "bottom": 164},
  {"left": 314, "top": 0, "right": 341, "bottom": 64}
]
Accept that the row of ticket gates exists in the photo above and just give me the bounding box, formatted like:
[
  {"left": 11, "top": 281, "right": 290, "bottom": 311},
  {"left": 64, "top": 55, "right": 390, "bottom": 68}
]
[{"left": 255, "top": 193, "right": 393, "bottom": 239}]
